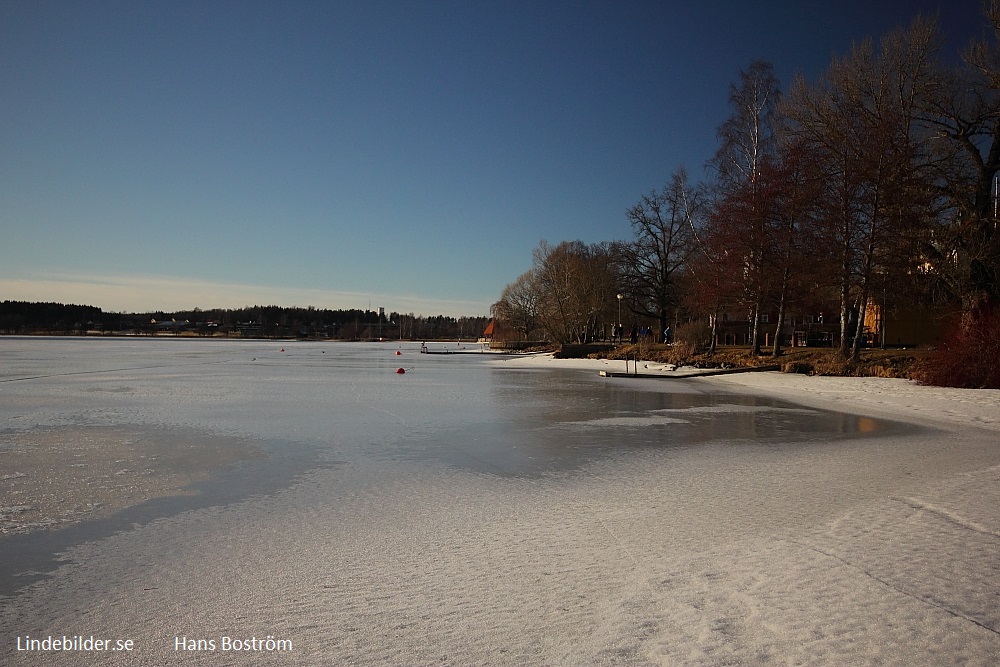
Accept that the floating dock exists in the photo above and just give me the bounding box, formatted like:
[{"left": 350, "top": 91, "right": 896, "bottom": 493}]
[{"left": 419, "top": 345, "right": 523, "bottom": 355}]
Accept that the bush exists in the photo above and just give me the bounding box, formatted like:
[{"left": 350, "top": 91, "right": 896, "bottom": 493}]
[
  {"left": 782, "top": 361, "right": 814, "bottom": 374},
  {"left": 914, "top": 307, "right": 1000, "bottom": 388},
  {"left": 674, "top": 321, "right": 713, "bottom": 355}
]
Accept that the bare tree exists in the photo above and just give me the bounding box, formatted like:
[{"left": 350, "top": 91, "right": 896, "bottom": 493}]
[
  {"left": 531, "top": 240, "right": 616, "bottom": 344},
  {"left": 761, "top": 137, "right": 825, "bottom": 356},
  {"left": 785, "top": 18, "right": 939, "bottom": 359},
  {"left": 619, "top": 167, "right": 701, "bottom": 342},
  {"left": 492, "top": 270, "right": 541, "bottom": 341},
  {"left": 710, "top": 61, "right": 782, "bottom": 355},
  {"left": 683, "top": 219, "right": 741, "bottom": 356},
  {"left": 919, "top": 1, "right": 1000, "bottom": 321}
]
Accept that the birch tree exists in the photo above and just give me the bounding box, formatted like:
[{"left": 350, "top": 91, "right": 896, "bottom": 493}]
[{"left": 710, "top": 61, "right": 781, "bottom": 355}]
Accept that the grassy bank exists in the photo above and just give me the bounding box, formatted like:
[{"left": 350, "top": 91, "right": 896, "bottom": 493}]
[{"left": 581, "top": 343, "right": 930, "bottom": 379}]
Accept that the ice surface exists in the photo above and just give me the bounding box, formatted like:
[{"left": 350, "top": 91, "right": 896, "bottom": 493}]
[{"left": 1, "top": 339, "right": 998, "bottom": 665}]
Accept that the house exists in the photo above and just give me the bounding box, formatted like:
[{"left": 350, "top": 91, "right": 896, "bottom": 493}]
[
  {"left": 478, "top": 319, "right": 495, "bottom": 345},
  {"left": 863, "top": 302, "right": 945, "bottom": 347}
]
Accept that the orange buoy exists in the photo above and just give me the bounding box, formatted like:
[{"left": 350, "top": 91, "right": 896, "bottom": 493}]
[{"left": 395, "top": 367, "right": 406, "bottom": 374}]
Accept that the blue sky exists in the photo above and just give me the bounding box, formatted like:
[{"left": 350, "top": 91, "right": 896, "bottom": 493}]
[{"left": 0, "top": 1, "right": 987, "bottom": 316}]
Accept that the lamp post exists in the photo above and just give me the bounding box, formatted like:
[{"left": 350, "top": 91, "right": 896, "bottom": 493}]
[{"left": 616, "top": 293, "right": 623, "bottom": 343}]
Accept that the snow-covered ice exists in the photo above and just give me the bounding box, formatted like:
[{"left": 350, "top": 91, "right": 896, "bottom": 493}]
[{"left": 1, "top": 341, "right": 999, "bottom": 665}]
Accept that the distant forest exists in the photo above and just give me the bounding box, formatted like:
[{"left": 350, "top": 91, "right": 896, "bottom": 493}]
[{"left": 0, "top": 301, "right": 489, "bottom": 341}]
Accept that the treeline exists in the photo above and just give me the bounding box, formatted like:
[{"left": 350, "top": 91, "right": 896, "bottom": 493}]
[
  {"left": 0, "top": 301, "right": 105, "bottom": 334},
  {"left": 0, "top": 301, "right": 489, "bottom": 341},
  {"left": 492, "top": 9, "right": 1000, "bottom": 386}
]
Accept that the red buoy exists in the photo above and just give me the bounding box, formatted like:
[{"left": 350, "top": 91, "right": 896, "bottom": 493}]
[
  {"left": 395, "top": 367, "right": 406, "bottom": 374},
  {"left": 394, "top": 350, "right": 401, "bottom": 355}
]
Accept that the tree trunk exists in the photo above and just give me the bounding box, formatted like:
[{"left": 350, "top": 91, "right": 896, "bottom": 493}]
[
  {"left": 850, "top": 237, "right": 878, "bottom": 361},
  {"left": 772, "top": 266, "right": 790, "bottom": 357},
  {"left": 658, "top": 310, "right": 669, "bottom": 344},
  {"left": 838, "top": 274, "right": 851, "bottom": 358},
  {"left": 749, "top": 304, "right": 762, "bottom": 355},
  {"left": 850, "top": 290, "right": 867, "bottom": 362},
  {"left": 708, "top": 311, "right": 718, "bottom": 356}
]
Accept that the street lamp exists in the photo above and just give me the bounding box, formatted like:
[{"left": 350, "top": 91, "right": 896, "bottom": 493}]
[{"left": 616, "top": 294, "right": 623, "bottom": 343}]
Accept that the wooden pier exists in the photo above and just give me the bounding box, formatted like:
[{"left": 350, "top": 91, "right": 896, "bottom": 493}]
[{"left": 599, "top": 364, "right": 780, "bottom": 379}]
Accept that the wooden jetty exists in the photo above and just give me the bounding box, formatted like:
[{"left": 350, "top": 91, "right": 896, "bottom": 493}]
[{"left": 599, "top": 364, "right": 780, "bottom": 379}]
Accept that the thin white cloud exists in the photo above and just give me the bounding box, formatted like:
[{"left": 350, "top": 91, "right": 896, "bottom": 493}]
[{"left": 0, "top": 272, "right": 489, "bottom": 317}]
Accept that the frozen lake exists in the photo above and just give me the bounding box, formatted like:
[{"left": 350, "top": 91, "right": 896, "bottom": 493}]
[
  {"left": 0, "top": 337, "right": 904, "bottom": 595},
  {"left": 0, "top": 336, "right": 897, "bottom": 467},
  {"left": 10, "top": 337, "right": 983, "bottom": 667}
]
